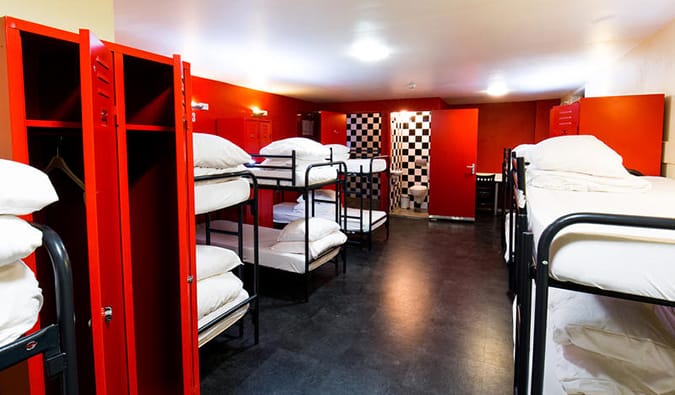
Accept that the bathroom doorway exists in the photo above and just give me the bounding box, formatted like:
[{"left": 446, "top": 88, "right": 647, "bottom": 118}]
[{"left": 390, "top": 111, "right": 431, "bottom": 219}]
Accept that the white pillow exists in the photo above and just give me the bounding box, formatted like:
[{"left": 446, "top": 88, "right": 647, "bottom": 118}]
[
  {"left": 326, "top": 144, "right": 350, "bottom": 161},
  {"left": 0, "top": 260, "right": 43, "bottom": 347},
  {"left": 0, "top": 216, "right": 42, "bottom": 267},
  {"left": 296, "top": 189, "right": 337, "bottom": 203},
  {"left": 277, "top": 217, "right": 340, "bottom": 242},
  {"left": 512, "top": 144, "right": 535, "bottom": 164},
  {"left": 260, "top": 138, "right": 330, "bottom": 161},
  {"left": 195, "top": 244, "right": 242, "bottom": 281},
  {"left": 192, "top": 133, "right": 252, "bottom": 169},
  {"left": 550, "top": 292, "right": 675, "bottom": 382},
  {"left": 0, "top": 159, "right": 58, "bottom": 215},
  {"left": 530, "top": 135, "right": 629, "bottom": 178}
]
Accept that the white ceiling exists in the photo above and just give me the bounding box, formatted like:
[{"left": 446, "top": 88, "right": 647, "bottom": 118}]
[{"left": 113, "top": 0, "right": 675, "bottom": 104}]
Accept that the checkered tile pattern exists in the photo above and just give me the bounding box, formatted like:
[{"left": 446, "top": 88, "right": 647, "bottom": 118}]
[
  {"left": 390, "top": 111, "right": 431, "bottom": 208},
  {"left": 346, "top": 113, "right": 382, "bottom": 199}
]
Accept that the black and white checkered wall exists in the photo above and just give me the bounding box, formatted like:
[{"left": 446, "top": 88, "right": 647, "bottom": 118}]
[
  {"left": 346, "top": 113, "right": 382, "bottom": 199},
  {"left": 390, "top": 111, "right": 431, "bottom": 208}
]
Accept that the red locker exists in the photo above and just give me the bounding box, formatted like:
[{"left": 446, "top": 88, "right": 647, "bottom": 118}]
[{"left": 0, "top": 17, "right": 197, "bottom": 395}]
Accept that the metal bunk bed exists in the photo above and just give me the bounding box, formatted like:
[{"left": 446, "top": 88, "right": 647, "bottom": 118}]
[
  {"left": 0, "top": 224, "right": 78, "bottom": 395},
  {"left": 196, "top": 170, "right": 260, "bottom": 346},
  {"left": 507, "top": 151, "right": 675, "bottom": 395},
  {"left": 242, "top": 150, "right": 347, "bottom": 301},
  {"left": 339, "top": 149, "right": 390, "bottom": 250}
]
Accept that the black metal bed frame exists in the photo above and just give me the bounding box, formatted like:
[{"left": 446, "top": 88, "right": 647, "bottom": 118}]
[
  {"left": 339, "top": 151, "right": 390, "bottom": 251},
  {"left": 0, "top": 224, "right": 78, "bottom": 395},
  {"left": 196, "top": 170, "right": 260, "bottom": 345},
  {"left": 244, "top": 150, "right": 348, "bottom": 302},
  {"left": 506, "top": 153, "right": 675, "bottom": 395}
]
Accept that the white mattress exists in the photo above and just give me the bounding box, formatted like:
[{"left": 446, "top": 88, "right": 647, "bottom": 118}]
[
  {"left": 251, "top": 165, "right": 337, "bottom": 187},
  {"left": 197, "top": 271, "right": 243, "bottom": 320},
  {"left": 198, "top": 288, "right": 249, "bottom": 347},
  {"left": 526, "top": 176, "right": 675, "bottom": 301},
  {"left": 196, "top": 220, "right": 342, "bottom": 274},
  {"left": 273, "top": 202, "right": 387, "bottom": 232},
  {"left": 194, "top": 177, "right": 250, "bottom": 215},
  {"left": 0, "top": 260, "right": 43, "bottom": 347},
  {"left": 344, "top": 158, "right": 387, "bottom": 174}
]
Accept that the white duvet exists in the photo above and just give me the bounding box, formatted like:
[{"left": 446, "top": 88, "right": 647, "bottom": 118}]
[{"left": 0, "top": 260, "right": 43, "bottom": 347}]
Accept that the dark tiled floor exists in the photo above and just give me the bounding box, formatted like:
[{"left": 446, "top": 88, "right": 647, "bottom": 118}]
[{"left": 199, "top": 214, "right": 513, "bottom": 394}]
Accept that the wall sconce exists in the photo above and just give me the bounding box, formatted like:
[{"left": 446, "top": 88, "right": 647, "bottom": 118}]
[
  {"left": 250, "top": 106, "right": 268, "bottom": 117},
  {"left": 191, "top": 101, "right": 209, "bottom": 111}
]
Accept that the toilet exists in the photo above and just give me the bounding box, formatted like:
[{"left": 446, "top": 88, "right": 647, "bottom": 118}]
[{"left": 409, "top": 184, "right": 428, "bottom": 205}]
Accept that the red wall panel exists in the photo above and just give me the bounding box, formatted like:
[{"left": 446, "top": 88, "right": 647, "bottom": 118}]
[
  {"left": 578, "top": 94, "right": 664, "bottom": 176},
  {"left": 191, "top": 76, "right": 315, "bottom": 142}
]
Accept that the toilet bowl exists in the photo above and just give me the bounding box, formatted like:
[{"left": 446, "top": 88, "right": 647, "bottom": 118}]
[{"left": 409, "top": 184, "right": 428, "bottom": 204}]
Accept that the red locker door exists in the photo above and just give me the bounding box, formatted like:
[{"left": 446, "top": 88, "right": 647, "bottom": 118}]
[
  {"left": 172, "top": 56, "right": 199, "bottom": 395},
  {"left": 428, "top": 109, "right": 479, "bottom": 221},
  {"left": 80, "top": 29, "right": 131, "bottom": 394}
]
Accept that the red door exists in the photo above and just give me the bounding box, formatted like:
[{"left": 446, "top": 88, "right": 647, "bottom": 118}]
[
  {"left": 428, "top": 109, "right": 479, "bottom": 221},
  {"left": 80, "top": 29, "right": 131, "bottom": 394}
]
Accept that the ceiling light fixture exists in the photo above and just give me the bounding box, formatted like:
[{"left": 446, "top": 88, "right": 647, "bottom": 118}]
[
  {"left": 407, "top": 81, "right": 416, "bottom": 90},
  {"left": 349, "top": 38, "right": 391, "bottom": 62},
  {"left": 486, "top": 80, "right": 508, "bottom": 97}
]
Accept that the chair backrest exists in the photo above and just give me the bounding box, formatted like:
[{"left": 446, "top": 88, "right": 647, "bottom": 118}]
[{"left": 476, "top": 174, "right": 495, "bottom": 183}]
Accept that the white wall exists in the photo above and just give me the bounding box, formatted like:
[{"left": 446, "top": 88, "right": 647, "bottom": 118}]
[
  {"left": 1, "top": 0, "right": 115, "bottom": 40},
  {"left": 585, "top": 19, "right": 675, "bottom": 177}
]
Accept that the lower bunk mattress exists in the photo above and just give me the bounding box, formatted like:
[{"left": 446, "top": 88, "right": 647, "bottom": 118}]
[
  {"left": 273, "top": 202, "right": 387, "bottom": 232},
  {"left": 527, "top": 287, "right": 675, "bottom": 394},
  {"left": 196, "top": 220, "right": 344, "bottom": 274}
]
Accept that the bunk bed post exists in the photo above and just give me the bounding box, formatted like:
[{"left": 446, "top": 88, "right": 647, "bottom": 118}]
[
  {"left": 251, "top": 175, "right": 260, "bottom": 345},
  {"left": 514, "top": 229, "right": 533, "bottom": 395},
  {"left": 37, "top": 224, "right": 79, "bottom": 395}
]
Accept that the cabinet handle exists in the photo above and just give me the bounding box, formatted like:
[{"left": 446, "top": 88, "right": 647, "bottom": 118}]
[{"left": 103, "top": 306, "right": 113, "bottom": 322}]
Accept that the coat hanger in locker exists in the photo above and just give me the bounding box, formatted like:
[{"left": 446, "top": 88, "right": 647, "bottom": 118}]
[{"left": 44, "top": 137, "right": 85, "bottom": 191}]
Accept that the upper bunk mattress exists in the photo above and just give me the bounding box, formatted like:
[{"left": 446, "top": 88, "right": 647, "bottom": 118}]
[
  {"left": 194, "top": 177, "right": 250, "bottom": 215},
  {"left": 526, "top": 176, "right": 675, "bottom": 302},
  {"left": 196, "top": 220, "right": 343, "bottom": 274},
  {"left": 344, "top": 158, "right": 387, "bottom": 174},
  {"left": 250, "top": 165, "right": 337, "bottom": 187}
]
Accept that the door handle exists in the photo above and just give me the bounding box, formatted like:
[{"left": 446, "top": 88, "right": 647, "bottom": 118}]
[{"left": 466, "top": 163, "right": 475, "bottom": 175}]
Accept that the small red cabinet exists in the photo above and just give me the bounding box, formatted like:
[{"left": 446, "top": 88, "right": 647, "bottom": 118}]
[{"left": 216, "top": 117, "right": 272, "bottom": 153}]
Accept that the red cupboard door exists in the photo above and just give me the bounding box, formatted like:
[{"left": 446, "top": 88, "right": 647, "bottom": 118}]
[
  {"left": 428, "top": 109, "right": 479, "bottom": 221},
  {"left": 80, "top": 30, "right": 131, "bottom": 394},
  {"left": 173, "top": 56, "right": 199, "bottom": 395}
]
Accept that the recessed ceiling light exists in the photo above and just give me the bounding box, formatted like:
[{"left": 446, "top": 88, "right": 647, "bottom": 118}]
[
  {"left": 486, "top": 81, "right": 508, "bottom": 96},
  {"left": 349, "top": 38, "right": 391, "bottom": 62}
]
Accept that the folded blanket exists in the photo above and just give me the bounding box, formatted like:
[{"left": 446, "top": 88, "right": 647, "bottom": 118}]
[
  {"left": 270, "top": 230, "right": 347, "bottom": 258},
  {"left": 0, "top": 260, "right": 43, "bottom": 347},
  {"left": 527, "top": 168, "right": 651, "bottom": 192}
]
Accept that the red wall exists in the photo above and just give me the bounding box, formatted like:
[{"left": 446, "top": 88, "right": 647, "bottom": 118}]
[
  {"left": 191, "top": 76, "right": 315, "bottom": 141},
  {"left": 452, "top": 99, "right": 557, "bottom": 173}
]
